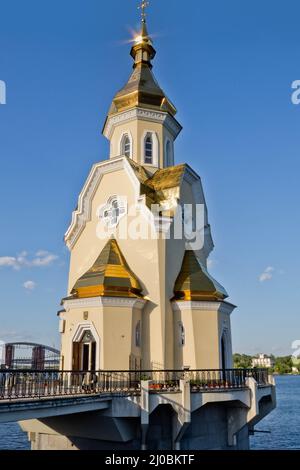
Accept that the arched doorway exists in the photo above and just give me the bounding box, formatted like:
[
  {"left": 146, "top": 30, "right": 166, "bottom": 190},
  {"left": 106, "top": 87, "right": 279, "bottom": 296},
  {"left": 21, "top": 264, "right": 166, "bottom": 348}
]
[{"left": 72, "top": 330, "right": 96, "bottom": 371}]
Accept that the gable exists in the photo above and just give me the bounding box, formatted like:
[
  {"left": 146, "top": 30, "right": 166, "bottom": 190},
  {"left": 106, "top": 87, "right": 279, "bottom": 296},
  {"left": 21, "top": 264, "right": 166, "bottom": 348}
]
[{"left": 64, "top": 157, "right": 141, "bottom": 250}]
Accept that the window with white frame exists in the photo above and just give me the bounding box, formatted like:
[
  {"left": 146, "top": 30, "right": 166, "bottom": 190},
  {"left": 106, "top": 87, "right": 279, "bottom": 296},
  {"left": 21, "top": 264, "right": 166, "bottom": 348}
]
[
  {"left": 99, "top": 195, "right": 127, "bottom": 228},
  {"left": 144, "top": 133, "right": 153, "bottom": 164},
  {"left": 135, "top": 321, "right": 141, "bottom": 348},
  {"left": 179, "top": 322, "right": 185, "bottom": 346},
  {"left": 121, "top": 134, "right": 132, "bottom": 158}
]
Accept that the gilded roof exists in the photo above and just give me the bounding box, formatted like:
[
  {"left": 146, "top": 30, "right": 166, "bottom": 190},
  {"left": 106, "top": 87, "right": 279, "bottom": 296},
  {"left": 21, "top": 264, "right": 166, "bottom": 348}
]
[
  {"left": 108, "top": 21, "right": 177, "bottom": 117},
  {"left": 71, "top": 238, "right": 143, "bottom": 299},
  {"left": 127, "top": 158, "right": 152, "bottom": 184},
  {"left": 145, "top": 164, "right": 187, "bottom": 191},
  {"left": 109, "top": 64, "right": 177, "bottom": 117},
  {"left": 174, "top": 251, "right": 228, "bottom": 302}
]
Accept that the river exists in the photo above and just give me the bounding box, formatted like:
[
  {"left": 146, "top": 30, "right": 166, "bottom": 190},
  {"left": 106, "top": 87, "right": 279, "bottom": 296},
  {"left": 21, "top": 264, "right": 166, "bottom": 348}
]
[{"left": 0, "top": 376, "right": 299, "bottom": 450}]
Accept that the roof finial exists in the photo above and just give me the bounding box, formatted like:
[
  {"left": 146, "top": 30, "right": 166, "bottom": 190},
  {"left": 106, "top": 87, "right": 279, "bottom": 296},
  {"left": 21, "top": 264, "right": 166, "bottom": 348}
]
[{"left": 138, "top": 1, "right": 150, "bottom": 23}]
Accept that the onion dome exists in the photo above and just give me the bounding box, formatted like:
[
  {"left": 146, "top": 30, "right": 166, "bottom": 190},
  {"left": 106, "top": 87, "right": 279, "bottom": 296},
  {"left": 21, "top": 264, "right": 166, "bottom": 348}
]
[
  {"left": 174, "top": 251, "right": 228, "bottom": 301},
  {"left": 71, "top": 238, "right": 143, "bottom": 299},
  {"left": 107, "top": 18, "right": 177, "bottom": 117}
]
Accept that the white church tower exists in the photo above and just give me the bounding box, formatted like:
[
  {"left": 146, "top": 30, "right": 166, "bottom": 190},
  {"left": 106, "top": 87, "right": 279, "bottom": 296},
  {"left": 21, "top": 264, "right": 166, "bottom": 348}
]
[{"left": 59, "top": 10, "right": 234, "bottom": 374}]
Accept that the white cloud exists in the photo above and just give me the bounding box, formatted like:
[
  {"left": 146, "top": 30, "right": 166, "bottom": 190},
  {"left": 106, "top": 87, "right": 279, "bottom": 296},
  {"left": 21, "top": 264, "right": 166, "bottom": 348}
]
[
  {"left": 35, "top": 250, "right": 50, "bottom": 257},
  {"left": 23, "top": 280, "right": 37, "bottom": 291},
  {"left": 0, "top": 250, "right": 58, "bottom": 270},
  {"left": 259, "top": 266, "right": 275, "bottom": 283},
  {"left": 0, "top": 257, "right": 19, "bottom": 269},
  {"left": 31, "top": 252, "right": 58, "bottom": 267}
]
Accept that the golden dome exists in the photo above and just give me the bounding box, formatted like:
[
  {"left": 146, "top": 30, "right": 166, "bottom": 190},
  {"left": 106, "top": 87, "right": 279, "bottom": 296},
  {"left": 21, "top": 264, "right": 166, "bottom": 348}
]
[
  {"left": 71, "top": 238, "right": 143, "bottom": 299},
  {"left": 174, "top": 251, "right": 228, "bottom": 302},
  {"left": 107, "top": 20, "right": 177, "bottom": 117}
]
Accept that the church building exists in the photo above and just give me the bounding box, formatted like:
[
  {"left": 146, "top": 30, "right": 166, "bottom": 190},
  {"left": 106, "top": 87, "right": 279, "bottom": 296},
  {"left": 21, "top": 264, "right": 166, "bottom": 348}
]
[
  {"left": 58, "top": 14, "right": 234, "bottom": 375},
  {"left": 20, "top": 6, "right": 276, "bottom": 451}
]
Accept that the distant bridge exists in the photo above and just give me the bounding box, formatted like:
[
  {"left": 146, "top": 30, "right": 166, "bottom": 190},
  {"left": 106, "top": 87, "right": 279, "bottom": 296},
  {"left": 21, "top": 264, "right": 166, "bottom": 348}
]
[{"left": 1, "top": 342, "right": 60, "bottom": 370}]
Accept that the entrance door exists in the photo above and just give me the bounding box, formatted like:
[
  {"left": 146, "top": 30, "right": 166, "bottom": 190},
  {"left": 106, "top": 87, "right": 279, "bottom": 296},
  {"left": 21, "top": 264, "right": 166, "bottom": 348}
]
[
  {"left": 82, "top": 344, "right": 90, "bottom": 371},
  {"left": 72, "top": 330, "right": 97, "bottom": 371}
]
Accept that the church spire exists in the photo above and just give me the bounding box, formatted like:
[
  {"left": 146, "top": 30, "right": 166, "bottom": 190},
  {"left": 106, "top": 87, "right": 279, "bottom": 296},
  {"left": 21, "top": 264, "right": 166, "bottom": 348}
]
[
  {"left": 106, "top": 1, "right": 177, "bottom": 117},
  {"left": 131, "top": 1, "right": 155, "bottom": 68}
]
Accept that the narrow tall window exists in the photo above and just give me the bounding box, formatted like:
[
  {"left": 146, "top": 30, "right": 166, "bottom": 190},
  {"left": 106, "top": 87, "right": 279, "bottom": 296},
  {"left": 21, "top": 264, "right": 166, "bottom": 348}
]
[
  {"left": 166, "top": 140, "right": 172, "bottom": 166},
  {"left": 135, "top": 321, "right": 141, "bottom": 348},
  {"left": 122, "top": 134, "right": 131, "bottom": 158},
  {"left": 179, "top": 322, "right": 185, "bottom": 346},
  {"left": 144, "top": 133, "right": 153, "bottom": 164}
]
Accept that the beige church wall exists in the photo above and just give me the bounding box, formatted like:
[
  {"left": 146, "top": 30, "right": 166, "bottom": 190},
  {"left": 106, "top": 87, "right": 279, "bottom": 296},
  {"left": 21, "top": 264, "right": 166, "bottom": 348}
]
[
  {"left": 192, "top": 308, "right": 221, "bottom": 369},
  {"left": 65, "top": 157, "right": 220, "bottom": 370},
  {"left": 173, "top": 307, "right": 196, "bottom": 370},
  {"left": 109, "top": 117, "right": 168, "bottom": 168},
  {"left": 109, "top": 120, "right": 139, "bottom": 160},
  {"left": 164, "top": 235, "right": 187, "bottom": 369},
  {"left": 102, "top": 305, "right": 141, "bottom": 370},
  {"left": 68, "top": 169, "right": 137, "bottom": 293},
  {"left": 173, "top": 305, "right": 221, "bottom": 370},
  {"left": 60, "top": 304, "right": 144, "bottom": 371}
]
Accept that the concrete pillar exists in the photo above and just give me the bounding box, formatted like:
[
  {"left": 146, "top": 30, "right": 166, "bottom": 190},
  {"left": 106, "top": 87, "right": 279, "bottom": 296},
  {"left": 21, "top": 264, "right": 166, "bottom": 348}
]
[
  {"left": 227, "top": 377, "right": 258, "bottom": 447},
  {"left": 141, "top": 380, "right": 150, "bottom": 450},
  {"left": 173, "top": 380, "right": 191, "bottom": 450}
]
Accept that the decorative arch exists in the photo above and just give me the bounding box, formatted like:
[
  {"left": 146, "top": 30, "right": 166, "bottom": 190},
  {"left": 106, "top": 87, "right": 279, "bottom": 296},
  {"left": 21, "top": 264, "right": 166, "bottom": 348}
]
[
  {"left": 141, "top": 130, "right": 159, "bottom": 167},
  {"left": 220, "top": 328, "right": 231, "bottom": 370},
  {"left": 71, "top": 322, "right": 101, "bottom": 371},
  {"left": 119, "top": 131, "right": 133, "bottom": 158}
]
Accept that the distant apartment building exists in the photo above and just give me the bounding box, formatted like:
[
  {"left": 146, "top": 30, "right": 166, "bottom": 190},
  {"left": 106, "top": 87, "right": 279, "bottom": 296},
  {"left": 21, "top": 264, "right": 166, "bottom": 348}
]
[{"left": 252, "top": 354, "right": 275, "bottom": 368}]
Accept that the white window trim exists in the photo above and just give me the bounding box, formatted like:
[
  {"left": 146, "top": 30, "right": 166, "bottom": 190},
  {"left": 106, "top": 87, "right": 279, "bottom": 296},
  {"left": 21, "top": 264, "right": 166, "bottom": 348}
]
[
  {"left": 119, "top": 131, "right": 133, "bottom": 158},
  {"left": 141, "top": 130, "right": 159, "bottom": 167},
  {"left": 70, "top": 322, "right": 101, "bottom": 370},
  {"left": 97, "top": 195, "right": 128, "bottom": 229}
]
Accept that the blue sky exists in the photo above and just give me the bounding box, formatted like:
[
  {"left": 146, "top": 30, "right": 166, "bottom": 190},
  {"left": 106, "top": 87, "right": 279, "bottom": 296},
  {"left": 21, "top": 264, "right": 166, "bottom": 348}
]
[{"left": 0, "top": 0, "right": 299, "bottom": 356}]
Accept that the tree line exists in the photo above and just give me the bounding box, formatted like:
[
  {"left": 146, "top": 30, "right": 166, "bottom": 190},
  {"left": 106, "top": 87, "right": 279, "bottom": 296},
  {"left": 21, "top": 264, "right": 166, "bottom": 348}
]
[{"left": 233, "top": 354, "right": 299, "bottom": 374}]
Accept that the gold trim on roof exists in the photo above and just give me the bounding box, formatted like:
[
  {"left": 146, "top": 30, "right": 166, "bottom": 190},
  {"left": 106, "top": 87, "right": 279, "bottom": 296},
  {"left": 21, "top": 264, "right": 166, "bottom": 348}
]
[
  {"left": 145, "top": 164, "right": 186, "bottom": 191},
  {"left": 174, "top": 251, "right": 228, "bottom": 302},
  {"left": 71, "top": 238, "right": 143, "bottom": 299},
  {"left": 108, "top": 20, "right": 177, "bottom": 117}
]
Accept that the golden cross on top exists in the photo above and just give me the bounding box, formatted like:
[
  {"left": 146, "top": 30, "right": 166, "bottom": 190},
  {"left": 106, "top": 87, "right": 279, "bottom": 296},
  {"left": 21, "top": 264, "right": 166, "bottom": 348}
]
[{"left": 138, "top": 1, "right": 150, "bottom": 22}]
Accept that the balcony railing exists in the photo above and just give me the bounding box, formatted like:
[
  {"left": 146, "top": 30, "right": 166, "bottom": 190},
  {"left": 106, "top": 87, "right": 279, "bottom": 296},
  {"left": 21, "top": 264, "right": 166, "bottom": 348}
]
[{"left": 0, "top": 369, "right": 270, "bottom": 401}]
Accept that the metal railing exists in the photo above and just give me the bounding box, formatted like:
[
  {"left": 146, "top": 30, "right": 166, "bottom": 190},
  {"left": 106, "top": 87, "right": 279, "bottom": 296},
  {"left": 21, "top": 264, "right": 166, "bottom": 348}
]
[{"left": 0, "top": 369, "right": 270, "bottom": 401}]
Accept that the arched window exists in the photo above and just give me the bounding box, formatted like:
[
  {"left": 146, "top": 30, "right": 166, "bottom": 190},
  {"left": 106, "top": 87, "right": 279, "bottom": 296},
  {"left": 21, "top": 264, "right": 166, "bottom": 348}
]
[
  {"left": 135, "top": 321, "right": 141, "bottom": 348},
  {"left": 121, "top": 133, "right": 132, "bottom": 158},
  {"left": 144, "top": 133, "right": 153, "bottom": 164},
  {"left": 166, "top": 140, "right": 172, "bottom": 166},
  {"left": 179, "top": 322, "right": 185, "bottom": 346}
]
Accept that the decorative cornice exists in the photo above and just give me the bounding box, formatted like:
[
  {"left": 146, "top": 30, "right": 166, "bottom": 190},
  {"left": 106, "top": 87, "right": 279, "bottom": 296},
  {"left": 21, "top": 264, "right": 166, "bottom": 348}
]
[
  {"left": 63, "top": 296, "right": 147, "bottom": 310},
  {"left": 172, "top": 300, "right": 236, "bottom": 315},
  {"left": 64, "top": 157, "right": 140, "bottom": 250},
  {"left": 103, "top": 107, "right": 182, "bottom": 140}
]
